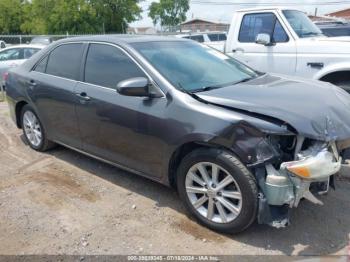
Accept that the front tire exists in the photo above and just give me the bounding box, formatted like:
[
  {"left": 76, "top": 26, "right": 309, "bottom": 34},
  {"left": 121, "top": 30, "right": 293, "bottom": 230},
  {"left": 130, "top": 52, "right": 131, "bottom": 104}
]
[
  {"left": 177, "top": 148, "right": 258, "bottom": 233},
  {"left": 21, "top": 105, "right": 55, "bottom": 152}
]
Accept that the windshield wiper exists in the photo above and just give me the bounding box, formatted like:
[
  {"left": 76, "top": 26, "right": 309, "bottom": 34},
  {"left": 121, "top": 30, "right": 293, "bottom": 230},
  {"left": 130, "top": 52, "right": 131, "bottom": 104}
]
[
  {"left": 192, "top": 77, "right": 255, "bottom": 93},
  {"left": 192, "top": 85, "right": 222, "bottom": 93},
  {"left": 176, "top": 82, "right": 211, "bottom": 104},
  {"left": 301, "top": 32, "right": 324, "bottom": 37},
  {"left": 234, "top": 77, "right": 255, "bottom": 84}
]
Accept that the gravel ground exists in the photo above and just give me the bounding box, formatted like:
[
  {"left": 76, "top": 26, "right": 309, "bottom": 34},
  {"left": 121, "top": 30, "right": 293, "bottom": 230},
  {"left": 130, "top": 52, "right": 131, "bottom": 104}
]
[{"left": 0, "top": 101, "right": 349, "bottom": 256}]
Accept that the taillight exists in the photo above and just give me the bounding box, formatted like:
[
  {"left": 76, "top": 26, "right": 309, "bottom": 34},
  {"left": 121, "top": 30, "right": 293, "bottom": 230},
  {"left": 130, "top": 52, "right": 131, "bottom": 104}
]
[{"left": 2, "top": 72, "right": 9, "bottom": 82}]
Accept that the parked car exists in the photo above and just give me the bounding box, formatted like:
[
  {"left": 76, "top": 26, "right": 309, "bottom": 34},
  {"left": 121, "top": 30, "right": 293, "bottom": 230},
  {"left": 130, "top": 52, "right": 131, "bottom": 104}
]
[
  {"left": 0, "top": 41, "right": 6, "bottom": 49},
  {"left": 5, "top": 36, "right": 350, "bottom": 233},
  {"left": 30, "top": 36, "right": 54, "bottom": 46},
  {"left": 315, "top": 21, "right": 350, "bottom": 37},
  {"left": 0, "top": 45, "right": 43, "bottom": 89},
  {"left": 177, "top": 32, "right": 227, "bottom": 51},
  {"left": 225, "top": 7, "right": 350, "bottom": 91}
]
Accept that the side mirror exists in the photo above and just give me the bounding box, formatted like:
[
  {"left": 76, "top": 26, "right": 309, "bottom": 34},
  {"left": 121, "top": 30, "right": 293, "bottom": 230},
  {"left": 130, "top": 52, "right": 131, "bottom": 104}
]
[
  {"left": 256, "top": 33, "right": 273, "bottom": 46},
  {"left": 117, "top": 77, "right": 150, "bottom": 97}
]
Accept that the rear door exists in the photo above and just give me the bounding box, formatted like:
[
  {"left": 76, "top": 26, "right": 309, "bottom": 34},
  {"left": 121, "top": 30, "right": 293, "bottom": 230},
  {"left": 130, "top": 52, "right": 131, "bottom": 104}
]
[
  {"left": 75, "top": 43, "right": 167, "bottom": 178},
  {"left": 228, "top": 12, "right": 297, "bottom": 75},
  {"left": 27, "top": 43, "right": 84, "bottom": 148}
]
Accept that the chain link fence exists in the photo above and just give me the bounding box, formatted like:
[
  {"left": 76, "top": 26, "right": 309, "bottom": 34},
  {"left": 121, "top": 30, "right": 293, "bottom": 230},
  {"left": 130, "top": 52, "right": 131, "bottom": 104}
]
[
  {"left": 0, "top": 33, "right": 181, "bottom": 48},
  {"left": 0, "top": 33, "right": 109, "bottom": 46}
]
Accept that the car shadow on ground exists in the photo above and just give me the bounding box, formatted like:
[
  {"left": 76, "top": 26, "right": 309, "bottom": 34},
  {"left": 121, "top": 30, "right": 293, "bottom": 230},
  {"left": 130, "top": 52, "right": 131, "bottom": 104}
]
[{"left": 48, "top": 145, "right": 350, "bottom": 256}]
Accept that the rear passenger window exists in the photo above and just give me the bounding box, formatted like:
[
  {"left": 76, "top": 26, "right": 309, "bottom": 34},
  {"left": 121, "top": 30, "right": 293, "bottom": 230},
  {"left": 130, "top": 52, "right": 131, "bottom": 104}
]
[
  {"left": 34, "top": 56, "right": 48, "bottom": 73},
  {"left": 46, "top": 44, "right": 83, "bottom": 80},
  {"left": 239, "top": 13, "right": 288, "bottom": 43},
  {"left": 218, "top": 34, "right": 227, "bottom": 41},
  {"left": 84, "top": 44, "right": 145, "bottom": 89},
  {"left": 190, "top": 35, "right": 204, "bottom": 43},
  {"left": 24, "top": 48, "right": 40, "bottom": 59},
  {"left": 208, "top": 34, "right": 227, "bottom": 41}
]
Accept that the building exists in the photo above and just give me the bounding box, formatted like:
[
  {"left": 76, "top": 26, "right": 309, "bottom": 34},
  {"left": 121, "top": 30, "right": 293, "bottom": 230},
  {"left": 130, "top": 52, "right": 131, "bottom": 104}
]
[
  {"left": 327, "top": 8, "right": 350, "bottom": 20},
  {"left": 127, "top": 27, "right": 157, "bottom": 35},
  {"left": 308, "top": 15, "right": 336, "bottom": 23},
  {"left": 180, "top": 18, "right": 230, "bottom": 33}
]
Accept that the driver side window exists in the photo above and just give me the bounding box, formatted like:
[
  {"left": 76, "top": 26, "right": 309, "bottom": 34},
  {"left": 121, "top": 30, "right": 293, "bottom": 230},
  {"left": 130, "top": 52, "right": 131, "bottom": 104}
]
[
  {"left": 84, "top": 44, "right": 146, "bottom": 89},
  {"left": 239, "top": 13, "right": 289, "bottom": 43}
]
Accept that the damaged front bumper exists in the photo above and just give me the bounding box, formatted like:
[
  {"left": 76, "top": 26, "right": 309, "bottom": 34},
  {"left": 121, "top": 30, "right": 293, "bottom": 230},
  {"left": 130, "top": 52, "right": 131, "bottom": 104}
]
[{"left": 257, "top": 141, "right": 342, "bottom": 228}]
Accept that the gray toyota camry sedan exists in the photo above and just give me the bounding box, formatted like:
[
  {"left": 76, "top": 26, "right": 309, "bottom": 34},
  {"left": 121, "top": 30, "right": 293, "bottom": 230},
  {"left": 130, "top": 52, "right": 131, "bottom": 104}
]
[{"left": 5, "top": 35, "right": 350, "bottom": 233}]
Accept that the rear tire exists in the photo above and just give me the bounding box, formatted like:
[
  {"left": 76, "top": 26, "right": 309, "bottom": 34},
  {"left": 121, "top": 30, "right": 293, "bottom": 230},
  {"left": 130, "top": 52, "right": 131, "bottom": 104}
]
[
  {"left": 177, "top": 148, "right": 258, "bottom": 234},
  {"left": 20, "top": 105, "right": 56, "bottom": 152}
]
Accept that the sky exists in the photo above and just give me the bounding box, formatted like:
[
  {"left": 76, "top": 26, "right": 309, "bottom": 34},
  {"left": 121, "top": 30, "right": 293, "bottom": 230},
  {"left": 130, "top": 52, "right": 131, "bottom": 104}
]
[{"left": 130, "top": 0, "right": 350, "bottom": 27}]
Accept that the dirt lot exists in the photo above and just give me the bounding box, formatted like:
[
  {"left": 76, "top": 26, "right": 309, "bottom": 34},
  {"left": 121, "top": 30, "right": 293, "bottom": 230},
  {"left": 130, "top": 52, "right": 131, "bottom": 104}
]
[{"left": 0, "top": 101, "right": 349, "bottom": 256}]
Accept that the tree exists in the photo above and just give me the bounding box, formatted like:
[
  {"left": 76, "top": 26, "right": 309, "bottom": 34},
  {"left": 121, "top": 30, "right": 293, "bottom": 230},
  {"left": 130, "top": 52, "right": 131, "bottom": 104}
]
[
  {"left": 0, "top": 0, "right": 23, "bottom": 34},
  {"left": 48, "top": 0, "right": 99, "bottom": 34},
  {"left": 149, "top": 0, "right": 189, "bottom": 31},
  {"left": 20, "top": 0, "right": 55, "bottom": 34},
  {"left": 91, "top": 0, "right": 142, "bottom": 33},
  {"left": 19, "top": 0, "right": 143, "bottom": 34}
]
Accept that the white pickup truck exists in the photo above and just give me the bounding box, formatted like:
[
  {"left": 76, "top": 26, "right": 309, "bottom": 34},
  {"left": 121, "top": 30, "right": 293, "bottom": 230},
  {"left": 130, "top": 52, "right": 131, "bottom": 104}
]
[{"left": 225, "top": 7, "right": 350, "bottom": 90}]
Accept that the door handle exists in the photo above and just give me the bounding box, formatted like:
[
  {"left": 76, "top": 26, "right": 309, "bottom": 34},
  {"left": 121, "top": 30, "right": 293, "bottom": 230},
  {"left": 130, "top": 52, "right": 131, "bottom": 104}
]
[
  {"left": 232, "top": 48, "right": 244, "bottom": 53},
  {"left": 76, "top": 92, "right": 91, "bottom": 102},
  {"left": 27, "top": 80, "right": 37, "bottom": 89}
]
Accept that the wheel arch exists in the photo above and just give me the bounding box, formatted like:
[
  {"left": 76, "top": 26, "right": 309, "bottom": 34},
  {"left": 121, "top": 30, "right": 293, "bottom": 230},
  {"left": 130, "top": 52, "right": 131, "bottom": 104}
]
[
  {"left": 314, "top": 63, "right": 350, "bottom": 84},
  {"left": 319, "top": 70, "right": 350, "bottom": 86},
  {"left": 167, "top": 141, "right": 242, "bottom": 189},
  {"left": 15, "top": 100, "right": 28, "bottom": 128}
]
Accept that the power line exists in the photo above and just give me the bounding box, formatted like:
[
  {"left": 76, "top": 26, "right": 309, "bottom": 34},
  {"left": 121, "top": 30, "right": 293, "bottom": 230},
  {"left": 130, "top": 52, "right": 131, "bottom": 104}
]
[{"left": 191, "top": 0, "right": 350, "bottom": 5}]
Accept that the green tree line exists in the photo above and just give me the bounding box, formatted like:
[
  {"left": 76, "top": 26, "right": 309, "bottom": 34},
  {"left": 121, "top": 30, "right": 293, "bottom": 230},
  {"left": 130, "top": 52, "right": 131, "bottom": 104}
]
[
  {"left": 0, "top": 0, "right": 143, "bottom": 34},
  {"left": 149, "top": 0, "right": 189, "bottom": 31}
]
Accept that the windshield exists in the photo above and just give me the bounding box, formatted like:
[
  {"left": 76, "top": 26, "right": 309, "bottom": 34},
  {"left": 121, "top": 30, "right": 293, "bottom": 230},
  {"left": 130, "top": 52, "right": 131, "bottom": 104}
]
[
  {"left": 131, "top": 41, "right": 259, "bottom": 93},
  {"left": 0, "top": 48, "right": 20, "bottom": 61},
  {"left": 283, "top": 10, "right": 323, "bottom": 38}
]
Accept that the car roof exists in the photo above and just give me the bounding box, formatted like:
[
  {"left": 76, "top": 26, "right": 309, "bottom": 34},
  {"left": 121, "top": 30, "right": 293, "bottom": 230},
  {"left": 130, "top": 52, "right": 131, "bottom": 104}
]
[
  {"left": 177, "top": 32, "right": 226, "bottom": 37},
  {"left": 236, "top": 7, "right": 300, "bottom": 13},
  {"left": 56, "top": 35, "right": 188, "bottom": 45},
  {"left": 0, "top": 44, "right": 45, "bottom": 51}
]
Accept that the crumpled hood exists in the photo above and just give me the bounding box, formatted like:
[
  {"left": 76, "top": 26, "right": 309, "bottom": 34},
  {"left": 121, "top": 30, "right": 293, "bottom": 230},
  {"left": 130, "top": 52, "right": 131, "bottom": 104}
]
[{"left": 197, "top": 74, "right": 350, "bottom": 141}]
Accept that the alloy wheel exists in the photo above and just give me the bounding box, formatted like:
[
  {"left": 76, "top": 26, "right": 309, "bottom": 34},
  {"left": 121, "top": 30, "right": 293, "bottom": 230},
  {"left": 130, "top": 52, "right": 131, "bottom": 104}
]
[
  {"left": 23, "top": 111, "right": 43, "bottom": 147},
  {"left": 185, "top": 162, "right": 242, "bottom": 224}
]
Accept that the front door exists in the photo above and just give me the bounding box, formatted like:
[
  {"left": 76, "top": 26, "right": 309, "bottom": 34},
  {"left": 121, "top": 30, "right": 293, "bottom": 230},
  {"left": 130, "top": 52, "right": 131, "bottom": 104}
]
[
  {"left": 229, "top": 12, "right": 297, "bottom": 75},
  {"left": 75, "top": 43, "right": 166, "bottom": 178}
]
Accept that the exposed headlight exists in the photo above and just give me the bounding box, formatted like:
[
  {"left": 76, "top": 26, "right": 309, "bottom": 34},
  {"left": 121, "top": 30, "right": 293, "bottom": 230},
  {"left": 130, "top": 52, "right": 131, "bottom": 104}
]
[{"left": 281, "top": 149, "right": 341, "bottom": 180}]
